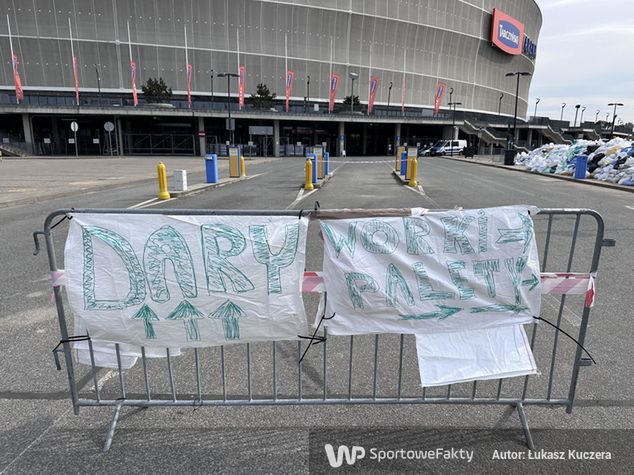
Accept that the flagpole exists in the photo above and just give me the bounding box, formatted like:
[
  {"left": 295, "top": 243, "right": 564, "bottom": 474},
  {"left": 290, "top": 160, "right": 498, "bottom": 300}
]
[
  {"left": 401, "top": 49, "right": 406, "bottom": 116},
  {"left": 7, "top": 14, "right": 18, "bottom": 104},
  {"left": 184, "top": 25, "right": 189, "bottom": 71},
  {"left": 328, "top": 38, "right": 333, "bottom": 114},
  {"left": 68, "top": 18, "right": 78, "bottom": 106},
  {"left": 127, "top": 20, "right": 133, "bottom": 62},
  {"left": 368, "top": 44, "right": 372, "bottom": 114}
]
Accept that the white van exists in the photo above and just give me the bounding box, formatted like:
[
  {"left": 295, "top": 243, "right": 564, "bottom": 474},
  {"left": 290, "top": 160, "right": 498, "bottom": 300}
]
[{"left": 429, "top": 140, "right": 467, "bottom": 156}]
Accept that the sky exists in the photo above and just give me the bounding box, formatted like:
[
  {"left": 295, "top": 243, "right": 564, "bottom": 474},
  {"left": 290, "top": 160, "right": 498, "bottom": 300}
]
[{"left": 530, "top": 0, "right": 634, "bottom": 125}]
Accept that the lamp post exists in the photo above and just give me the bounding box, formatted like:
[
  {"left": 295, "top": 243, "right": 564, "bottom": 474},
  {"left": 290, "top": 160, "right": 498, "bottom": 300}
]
[
  {"left": 498, "top": 93, "right": 504, "bottom": 116},
  {"left": 217, "top": 72, "right": 240, "bottom": 144},
  {"left": 595, "top": 110, "right": 600, "bottom": 123},
  {"left": 387, "top": 81, "right": 393, "bottom": 111},
  {"left": 210, "top": 69, "right": 214, "bottom": 105},
  {"left": 533, "top": 97, "right": 540, "bottom": 118},
  {"left": 305, "top": 74, "right": 310, "bottom": 113},
  {"left": 580, "top": 106, "right": 586, "bottom": 127},
  {"left": 573, "top": 104, "right": 581, "bottom": 128},
  {"left": 505, "top": 71, "right": 531, "bottom": 145},
  {"left": 448, "top": 87, "right": 454, "bottom": 111},
  {"left": 349, "top": 72, "right": 358, "bottom": 113},
  {"left": 94, "top": 64, "right": 101, "bottom": 105},
  {"left": 448, "top": 101, "right": 462, "bottom": 140},
  {"left": 608, "top": 102, "right": 624, "bottom": 139},
  {"left": 560, "top": 103, "right": 566, "bottom": 121}
]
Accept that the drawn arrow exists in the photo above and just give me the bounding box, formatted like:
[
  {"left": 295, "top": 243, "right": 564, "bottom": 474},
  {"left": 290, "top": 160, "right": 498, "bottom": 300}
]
[
  {"left": 496, "top": 213, "right": 534, "bottom": 253},
  {"left": 132, "top": 304, "right": 159, "bottom": 340},
  {"left": 209, "top": 300, "right": 246, "bottom": 341},
  {"left": 470, "top": 304, "right": 528, "bottom": 314},
  {"left": 166, "top": 300, "right": 204, "bottom": 341},
  {"left": 521, "top": 273, "right": 539, "bottom": 291},
  {"left": 400, "top": 305, "right": 462, "bottom": 321}
]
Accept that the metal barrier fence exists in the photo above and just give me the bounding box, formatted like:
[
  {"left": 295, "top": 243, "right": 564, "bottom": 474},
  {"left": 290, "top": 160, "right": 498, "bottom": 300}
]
[{"left": 34, "top": 208, "right": 612, "bottom": 452}]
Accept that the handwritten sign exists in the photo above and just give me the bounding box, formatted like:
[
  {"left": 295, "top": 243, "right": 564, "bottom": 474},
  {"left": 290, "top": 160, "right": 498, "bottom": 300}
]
[
  {"left": 320, "top": 206, "right": 541, "bottom": 335},
  {"left": 64, "top": 214, "right": 309, "bottom": 348}
]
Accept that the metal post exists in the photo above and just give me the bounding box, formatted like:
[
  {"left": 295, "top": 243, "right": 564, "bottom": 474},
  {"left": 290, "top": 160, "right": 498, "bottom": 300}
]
[
  {"left": 499, "top": 93, "right": 504, "bottom": 116},
  {"left": 512, "top": 75, "right": 520, "bottom": 143},
  {"left": 350, "top": 78, "right": 356, "bottom": 113},
  {"left": 210, "top": 70, "right": 214, "bottom": 105},
  {"left": 227, "top": 75, "right": 232, "bottom": 144},
  {"left": 533, "top": 98, "right": 540, "bottom": 118},
  {"left": 561, "top": 103, "right": 566, "bottom": 121},
  {"left": 387, "top": 81, "right": 392, "bottom": 111},
  {"left": 95, "top": 64, "right": 101, "bottom": 105},
  {"left": 573, "top": 104, "right": 580, "bottom": 128},
  {"left": 305, "top": 75, "right": 310, "bottom": 113}
]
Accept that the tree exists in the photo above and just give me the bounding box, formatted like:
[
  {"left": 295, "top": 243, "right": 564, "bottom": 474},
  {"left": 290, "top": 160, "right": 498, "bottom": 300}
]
[
  {"left": 141, "top": 77, "right": 173, "bottom": 103},
  {"left": 249, "top": 83, "right": 276, "bottom": 109},
  {"left": 343, "top": 95, "right": 361, "bottom": 106}
]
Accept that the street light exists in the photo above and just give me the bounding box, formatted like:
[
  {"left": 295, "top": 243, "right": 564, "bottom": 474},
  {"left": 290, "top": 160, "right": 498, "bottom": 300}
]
[
  {"left": 498, "top": 93, "right": 504, "bottom": 116},
  {"left": 580, "top": 106, "right": 586, "bottom": 126},
  {"left": 304, "top": 75, "right": 310, "bottom": 113},
  {"left": 387, "top": 81, "right": 393, "bottom": 110},
  {"left": 533, "top": 97, "right": 540, "bottom": 118},
  {"left": 217, "top": 72, "right": 240, "bottom": 144},
  {"left": 573, "top": 104, "right": 581, "bottom": 128},
  {"left": 349, "top": 72, "right": 358, "bottom": 113},
  {"left": 448, "top": 87, "right": 454, "bottom": 110},
  {"left": 448, "top": 101, "right": 462, "bottom": 139},
  {"left": 560, "top": 102, "right": 566, "bottom": 121},
  {"left": 608, "top": 102, "right": 624, "bottom": 139},
  {"left": 505, "top": 71, "right": 531, "bottom": 145},
  {"left": 94, "top": 64, "right": 101, "bottom": 105}
]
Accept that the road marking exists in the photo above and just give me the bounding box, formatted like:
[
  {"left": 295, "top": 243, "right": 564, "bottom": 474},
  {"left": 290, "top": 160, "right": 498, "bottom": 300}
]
[
  {"left": 128, "top": 198, "right": 158, "bottom": 209},
  {"left": 626, "top": 206, "right": 634, "bottom": 211},
  {"left": 541, "top": 294, "right": 581, "bottom": 328}
]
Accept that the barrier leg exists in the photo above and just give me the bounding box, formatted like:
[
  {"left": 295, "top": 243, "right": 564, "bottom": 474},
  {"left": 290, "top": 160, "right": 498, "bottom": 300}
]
[
  {"left": 103, "top": 403, "right": 123, "bottom": 452},
  {"left": 515, "top": 402, "right": 535, "bottom": 450}
]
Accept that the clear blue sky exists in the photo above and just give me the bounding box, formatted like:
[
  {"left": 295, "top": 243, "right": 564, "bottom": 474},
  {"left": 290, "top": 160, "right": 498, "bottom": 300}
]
[{"left": 530, "top": 0, "right": 633, "bottom": 124}]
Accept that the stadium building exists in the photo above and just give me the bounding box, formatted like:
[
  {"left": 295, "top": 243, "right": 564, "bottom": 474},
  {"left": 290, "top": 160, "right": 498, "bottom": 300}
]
[{"left": 0, "top": 0, "right": 579, "bottom": 157}]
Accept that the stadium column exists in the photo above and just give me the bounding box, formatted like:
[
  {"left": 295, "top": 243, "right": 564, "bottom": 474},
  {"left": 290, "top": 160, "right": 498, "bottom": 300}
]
[
  {"left": 198, "top": 117, "right": 206, "bottom": 156},
  {"left": 527, "top": 128, "right": 533, "bottom": 149},
  {"left": 273, "top": 120, "right": 280, "bottom": 157},
  {"left": 21, "top": 114, "right": 34, "bottom": 155},
  {"left": 337, "top": 122, "right": 345, "bottom": 156}
]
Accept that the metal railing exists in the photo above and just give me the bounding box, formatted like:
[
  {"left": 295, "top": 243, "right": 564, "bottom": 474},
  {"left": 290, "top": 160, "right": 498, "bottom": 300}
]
[{"left": 34, "top": 207, "right": 611, "bottom": 452}]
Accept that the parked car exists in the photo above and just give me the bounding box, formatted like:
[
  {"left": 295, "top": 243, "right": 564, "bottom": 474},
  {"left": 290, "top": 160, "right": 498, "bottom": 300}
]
[{"left": 429, "top": 140, "right": 467, "bottom": 156}]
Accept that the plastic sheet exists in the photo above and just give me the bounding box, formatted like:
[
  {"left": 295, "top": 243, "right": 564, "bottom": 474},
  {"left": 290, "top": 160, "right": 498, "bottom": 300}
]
[{"left": 515, "top": 138, "right": 634, "bottom": 185}]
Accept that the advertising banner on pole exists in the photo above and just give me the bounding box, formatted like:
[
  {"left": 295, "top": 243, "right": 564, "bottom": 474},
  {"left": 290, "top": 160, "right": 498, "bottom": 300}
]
[
  {"left": 72, "top": 56, "right": 80, "bottom": 105},
  {"left": 238, "top": 65, "right": 246, "bottom": 110},
  {"left": 433, "top": 81, "right": 446, "bottom": 115},
  {"left": 64, "top": 213, "right": 310, "bottom": 348},
  {"left": 285, "top": 70, "right": 295, "bottom": 112},
  {"left": 368, "top": 76, "right": 379, "bottom": 114},
  {"left": 130, "top": 61, "right": 138, "bottom": 106},
  {"left": 329, "top": 73, "right": 340, "bottom": 113},
  {"left": 12, "top": 54, "right": 23, "bottom": 102},
  {"left": 186, "top": 63, "right": 193, "bottom": 108}
]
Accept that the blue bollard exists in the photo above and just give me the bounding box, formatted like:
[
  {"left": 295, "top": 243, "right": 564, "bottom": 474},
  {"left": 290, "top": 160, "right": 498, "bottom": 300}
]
[
  {"left": 324, "top": 152, "right": 330, "bottom": 176},
  {"left": 400, "top": 151, "right": 407, "bottom": 176},
  {"left": 205, "top": 153, "right": 219, "bottom": 183},
  {"left": 574, "top": 155, "right": 588, "bottom": 179},
  {"left": 312, "top": 153, "right": 318, "bottom": 184}
]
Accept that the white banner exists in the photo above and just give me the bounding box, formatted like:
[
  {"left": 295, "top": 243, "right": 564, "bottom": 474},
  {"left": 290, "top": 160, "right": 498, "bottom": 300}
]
[
  {"left": 321, "top": 206, "right": 541, "bottom": 335},
  {"left": 65, "top": 214, "right": 309, "bottom": 348}
]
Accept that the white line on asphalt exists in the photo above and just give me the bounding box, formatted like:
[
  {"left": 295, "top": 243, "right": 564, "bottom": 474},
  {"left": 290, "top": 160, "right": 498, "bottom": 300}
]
[
  {"left": 542, "top": 294, "right": 581, "bottom": 328},
  {"left": 625, "top": 206, "right": 634, "bottom": 211},
  {"left": 132, "top": 197, "right": 178, "bottom": 209},
  {"left": 128, "top": 198, "right": 158, "bottom": 209}
]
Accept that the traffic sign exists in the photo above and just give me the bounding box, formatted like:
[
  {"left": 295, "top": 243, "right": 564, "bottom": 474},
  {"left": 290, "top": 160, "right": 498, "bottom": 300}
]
[
  {"left": 70, "top": 121, "right": 79, "bottom": 132},
  {"left": 104, "top": 121, "right": 115, "bottom": 132}
]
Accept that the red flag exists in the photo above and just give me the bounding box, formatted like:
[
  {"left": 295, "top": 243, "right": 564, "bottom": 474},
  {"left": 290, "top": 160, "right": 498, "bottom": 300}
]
[
  {"left": 12, "top": 54, "right": 23, "bottom": 102},
  {"left": 433, "top": 81, "right": 447, "bottom": 116},
  {"left": 329, "top": 73, "right": 340, "bottom": 113},
  {"left": 285, "top": 70, "right": 295, "bottom": 113},
  {"left": 130, "top": 61, "right": 138, "bottom": 106},
  {"left": 72, "top": 56, "right": 80, "bottom": 105},
  {"left": 401, "top": 73, "right": 406, "bottom": 114},
  {"left": 186, "top": 63, "right": 193, "bottom": 108},
  {"left": 368, "top": 76, "right": 379, "bottom": 114},
  {"left": 238, "top": 65, "right": 245, "bottom": 110}
]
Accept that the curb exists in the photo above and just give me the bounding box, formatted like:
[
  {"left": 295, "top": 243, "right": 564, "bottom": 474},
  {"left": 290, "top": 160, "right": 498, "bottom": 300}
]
[
  {"left": 444, "top": 156, "right": 634, "bottom": 194},
  {"left": 170, "top": 174, "right": 259, "bottom": 198},
  {"left": 391, "top": 169, "right": 415, "bottom": 187}
]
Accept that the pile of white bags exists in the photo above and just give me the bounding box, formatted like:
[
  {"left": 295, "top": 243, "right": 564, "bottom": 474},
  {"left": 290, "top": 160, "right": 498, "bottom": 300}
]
[{"left": 515, "top": 138, "right": 634, "bottom": 186}]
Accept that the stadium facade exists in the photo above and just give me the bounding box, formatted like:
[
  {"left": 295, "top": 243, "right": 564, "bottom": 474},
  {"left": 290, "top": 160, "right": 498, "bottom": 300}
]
[{"left": 0, "top": 0, "right": 557, "bottom": 157}]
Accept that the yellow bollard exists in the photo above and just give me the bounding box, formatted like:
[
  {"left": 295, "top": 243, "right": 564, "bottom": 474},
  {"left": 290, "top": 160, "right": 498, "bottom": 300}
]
[
  {"left": 304, "top": 159, "right": 314, "bottom": 191},
  {"left": 157, "top": 162, "right": 171, "bottom": 200},
  {"left": 408, "top": 158, "right": 418, "bottom": 187},
  {"left": 241, "top": 156, "right": 246, "bottom": 177}
]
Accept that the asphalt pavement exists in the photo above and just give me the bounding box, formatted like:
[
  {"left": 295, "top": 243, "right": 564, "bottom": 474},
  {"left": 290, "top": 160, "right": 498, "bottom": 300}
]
[{"left": 0, "top": 155, "right": 632, "bottom": 474}]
